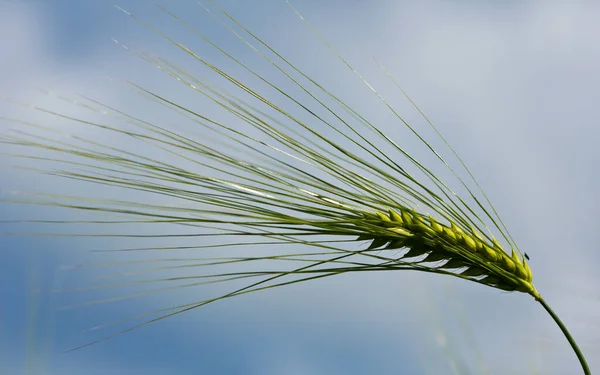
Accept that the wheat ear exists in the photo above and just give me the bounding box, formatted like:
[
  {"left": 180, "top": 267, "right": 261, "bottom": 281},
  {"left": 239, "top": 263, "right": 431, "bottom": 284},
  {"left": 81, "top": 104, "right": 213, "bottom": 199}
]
[{"left": 0, "top": 1, "right": 590, "bottom": 373}]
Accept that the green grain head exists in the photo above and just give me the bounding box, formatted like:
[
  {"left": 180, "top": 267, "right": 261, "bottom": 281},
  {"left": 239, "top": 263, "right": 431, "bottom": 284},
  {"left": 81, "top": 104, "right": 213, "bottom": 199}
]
[{"left": 0, "top": 2, "right": 590, "bottom": 373}]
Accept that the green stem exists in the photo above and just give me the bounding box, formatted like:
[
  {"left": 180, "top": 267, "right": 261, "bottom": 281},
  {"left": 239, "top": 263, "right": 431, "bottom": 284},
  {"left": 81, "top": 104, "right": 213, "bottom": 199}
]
[{"left": 536, "top": 296, "right": 590, "bottom": 375}]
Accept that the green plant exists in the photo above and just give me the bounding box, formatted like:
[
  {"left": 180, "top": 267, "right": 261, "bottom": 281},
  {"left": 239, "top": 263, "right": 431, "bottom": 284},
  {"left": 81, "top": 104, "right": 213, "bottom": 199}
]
[{"left": 1, "top": 1, "right": 591, "bottom": 373}]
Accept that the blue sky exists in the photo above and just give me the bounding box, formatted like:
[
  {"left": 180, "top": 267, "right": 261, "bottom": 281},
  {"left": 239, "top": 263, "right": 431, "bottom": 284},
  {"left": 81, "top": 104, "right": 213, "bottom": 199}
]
[{"left": 1, "top": 1, "right": 600, "bottom": 374}]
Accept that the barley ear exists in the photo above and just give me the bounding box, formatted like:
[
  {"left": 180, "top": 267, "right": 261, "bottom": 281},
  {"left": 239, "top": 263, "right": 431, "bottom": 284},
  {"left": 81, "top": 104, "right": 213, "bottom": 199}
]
[{"left": 0, "top": 2, "right": 590, "bottom": 373}]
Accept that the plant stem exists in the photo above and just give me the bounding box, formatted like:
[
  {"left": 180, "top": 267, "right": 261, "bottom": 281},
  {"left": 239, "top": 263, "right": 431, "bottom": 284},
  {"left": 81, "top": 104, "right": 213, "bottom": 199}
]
[{"left": 536, "top": 296, "right": 590, "bottom": 375}]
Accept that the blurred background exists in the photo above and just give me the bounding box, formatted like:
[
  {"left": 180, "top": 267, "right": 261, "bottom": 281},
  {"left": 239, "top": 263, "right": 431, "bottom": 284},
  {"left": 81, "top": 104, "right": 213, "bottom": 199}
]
[{"left": 1, "top": 0, "right": 599, "bottom": 374}]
